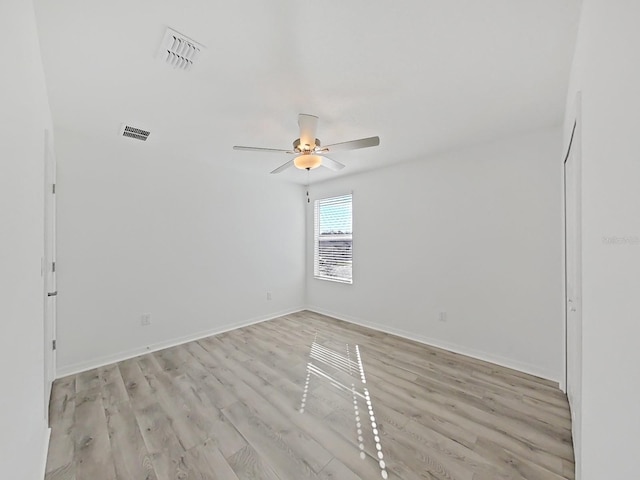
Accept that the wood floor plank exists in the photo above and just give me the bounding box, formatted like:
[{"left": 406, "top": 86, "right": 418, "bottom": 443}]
[
  {"left": 73, "top": 388, "right": 117, "bottom": 480},
  {"left": 187, "top": 442, "right": 239, "bottom": 480},
  {"left": 100, "top": 364, "right": 129, "bottom": 410},
  {"left": 45, "top": 387, "right": 76, "bottom": 479},
  {"left": 400, "top": 418, "right": 516, "bottom": 480},
  {"left": 226, "top": 444, "right": 283, "bottom": 480},
  {"left": 117, "top": 359, "right": 155, "bottom": 411},
  {"left": 214, "top": 346, "right": 400, "bottom": 479},
  {"left": 47, "top": 311, "right": 574, "bottom": 480},
  {"left": 133, "top": 401, "right": 184, "bottom": 457},
  {"left": 224, "top": 401, "right": 322, "bottom": 479},
  {"left": 51, "top": 375, "right": 75, "bottom": 403},
  {"left": 152, "top": 440, "right": 240, "bottom": 480},
  {"left": 316, "top": 457, "right": 361, "bottom": 480},
  {"left": 75, "top": 368, "right": 101, "bottom": 393},
  {"left": 145, "top": 371, "right": 208, "bottom": 451},
  {"left": 171, "top": 368, "right": 248, "bottom": 459},
  {"left": 137, "top": 353, "right": 165, "bottom": 377},
  {"left": 370, "top": 358, "right": 572, "bottom": 446},
  {"left": 203, "top": 357, "right": 334, "bottom": 474},
  {"left": 373, "top": 375, "right": 568, "bottom": 476},
  {"left": 104, "top": 400, "right": 158, "bottom": 480},
  {"left": 473, "top": 436, "right": 569, "bottom": 480}
]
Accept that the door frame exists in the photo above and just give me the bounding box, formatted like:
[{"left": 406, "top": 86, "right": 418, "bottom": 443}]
[
  {"left": 562, "top": 91, "right": 582, "bottom": 479},
  {"left": 562, "top": 91, "right": 582, "bottom": 391},
  {"left": 43, "top": 128, "right": 57, "bottom": 421},
  {"left": 563, "top": 120, "right": 577, "bottom": 391}
]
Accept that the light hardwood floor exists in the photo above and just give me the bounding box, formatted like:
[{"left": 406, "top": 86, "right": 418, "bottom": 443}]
[{"left": 45, "top": 311, "right": 574, "bottom": 480}]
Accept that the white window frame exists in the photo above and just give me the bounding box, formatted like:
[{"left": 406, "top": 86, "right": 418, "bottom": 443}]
[{"left": 314, "top": 193, "right": 353, "bottom": 284}]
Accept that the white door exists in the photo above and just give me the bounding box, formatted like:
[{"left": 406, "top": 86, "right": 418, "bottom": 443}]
[
  {"left": 564, "top": 110, "right": 582, "bottom": 477},
  {"left": 43, "top": 129, "right": 57, "bottom": 421}
]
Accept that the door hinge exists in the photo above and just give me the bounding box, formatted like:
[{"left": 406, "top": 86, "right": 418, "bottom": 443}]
[
  {"left": 52, "top": 261, "right": 56, "bottom": 272},
  {"left": 52, "top": 184, "right": 56, "bottom": 194},
  {"left": 52, "top": 340, "right": 56, "bottom": 351}
]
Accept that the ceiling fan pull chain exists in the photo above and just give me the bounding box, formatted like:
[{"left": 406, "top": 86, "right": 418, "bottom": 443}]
[{"left": 307, "top": 170, "right": 310, "bottom": 203}]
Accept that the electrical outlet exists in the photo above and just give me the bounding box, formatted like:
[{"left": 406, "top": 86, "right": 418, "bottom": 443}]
[
  {"left": 140, "top": 313, "right": 152, "bottom": 326},
  {"left": 266, "top": 292, "right": 272, "bottom": 301},
  {"left": 438, "top": 311, "right": 447, "bottom": 322}
]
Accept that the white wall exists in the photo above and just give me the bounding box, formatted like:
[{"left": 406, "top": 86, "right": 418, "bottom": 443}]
[
  {"left": 564, "top": 1, "right": 640, "bottom": 478},
  {"left": 55, "top": 129, "right": 305, "bottom": 375},
  {"left": 307, "top": 127, "right": 564, "bottom": 381},
  {"left": 0, "top": 1, "right": 54, "bottom": 478}
]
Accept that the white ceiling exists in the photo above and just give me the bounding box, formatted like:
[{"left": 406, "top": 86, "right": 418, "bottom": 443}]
[{"left": 34, "top": 0, "right": 581, "bottom": 184}]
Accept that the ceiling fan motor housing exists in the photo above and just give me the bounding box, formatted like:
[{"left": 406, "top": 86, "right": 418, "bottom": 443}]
[{"left": 293, "top": 138, "right": 321, "bottom": 154}]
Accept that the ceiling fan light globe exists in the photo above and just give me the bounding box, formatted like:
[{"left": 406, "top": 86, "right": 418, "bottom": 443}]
[{"left": 294, "top": 154, "right": 322, "bottom": 170}]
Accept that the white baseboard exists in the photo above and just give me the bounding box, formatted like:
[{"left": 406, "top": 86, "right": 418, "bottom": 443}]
[
  {"left": 56, "top": 307, "right": 305, "bottom": 378},
  {"left": 306, "top": 306, "right": 560, "bottom": 385},
  {"left": 55, "top": 305, "right": 560, "bottom": 385}
]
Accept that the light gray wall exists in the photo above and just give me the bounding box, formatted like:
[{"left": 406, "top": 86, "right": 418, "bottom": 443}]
[
  {"left": 564, "top": 1, "right": 640, "bottom": 478},
  {"left": 0, "top": 0, "right": 54, "bottom": 478},
  {"left": 307, "top": 127, "right": 564, "bottom": 381},
  {"left": 55, "top": 128, "right": 306, "bottom": 375}
]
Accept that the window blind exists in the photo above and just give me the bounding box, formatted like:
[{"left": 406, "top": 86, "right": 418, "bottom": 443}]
[{"left": 314, "top": 194, "right": 353, "bottom": 283}]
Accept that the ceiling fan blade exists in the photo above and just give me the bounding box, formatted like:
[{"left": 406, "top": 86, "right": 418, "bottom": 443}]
[
  {"left": 233, "top": 146, "right": 292, "bottom": 153},
  {"left": 298, "top": 114, "right": 319, "bottom": 147},
  {"left": 323, "top": 136, "right": 380, "bottom": 153},
  {"left": 321, "top": 156, "right": 346, "bottom": 171},
  {"left": 270, "top": 160, "right": 294, "bottom": 174}
]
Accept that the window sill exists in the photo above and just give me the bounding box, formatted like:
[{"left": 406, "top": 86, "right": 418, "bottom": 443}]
[{"left": 314, "top": 275, "right": 353, "bottom": 285}]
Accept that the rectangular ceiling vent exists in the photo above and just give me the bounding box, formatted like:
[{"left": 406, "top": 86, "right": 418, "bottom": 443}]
[
  {"left": 120, "top": 124, "right": 150, "bottom": 141},
  {"left": 157, "top": 27, "right": 204, "bottom": 71}
]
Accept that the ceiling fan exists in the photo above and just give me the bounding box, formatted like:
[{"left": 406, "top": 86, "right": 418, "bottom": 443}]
[{"left": 233, "top": 114, "right": 380, "bottom": 174}]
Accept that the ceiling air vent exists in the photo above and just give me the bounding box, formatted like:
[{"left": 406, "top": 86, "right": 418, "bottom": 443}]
[
  {"left": 120, "top": 124, "right": 150, "bottom": 141},
  {"left": 157, "top": 27, "right": 203, "bottom": 71}
]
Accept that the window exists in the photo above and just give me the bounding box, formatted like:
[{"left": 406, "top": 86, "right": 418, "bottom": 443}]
[{"left": 314, "top": 194, "right": 353, "bottom": 283}]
